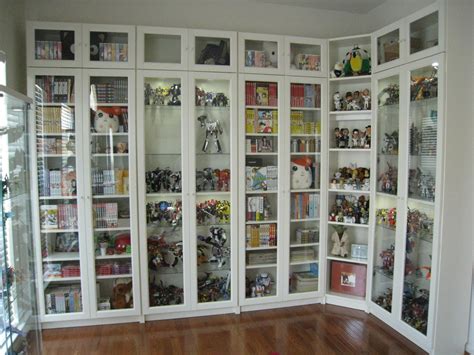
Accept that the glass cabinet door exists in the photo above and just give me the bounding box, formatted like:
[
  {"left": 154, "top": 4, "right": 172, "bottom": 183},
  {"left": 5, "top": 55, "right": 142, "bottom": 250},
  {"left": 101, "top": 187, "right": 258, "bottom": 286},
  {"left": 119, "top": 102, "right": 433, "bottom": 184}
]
[
  {"left": 376, "top": 28, "right": 401, "bottom": 67},
  {"left": 408, "top": 11, "right": 439, "bottom": 56},
  {"left": 87, "top": 73, "right": 136, "bottom": 313},
  {"left": 190, "top": 30, "right": 237, "bottom": 72},
  {"left": 401, "top": 62, "right": 439, "bottom": 335},
  {"left": 0, "top": 87, "right": 42, "bottom": 354},
  {"left": 137, "top": 26, "right": 187, "bottom": 70},
  {"left": 83, "top": 25, "right": 135, "bottom": 68},
  {"left": 239, "top": 34, "right": 284, "bottom": 74},
  {"left": 243, "top": 78, "right": 280, "bottom": 300},
  {"left": 33, "top": 71, "right": 86, "bottom": 316},
  {"left": 141, "top": 73, "right": 186, "bottom": 310},
  {"left": 193, "top": 75, "right": 234, "bottom": 304},
  {"left": 287, "top": 79, "right": 322, "bottom": 295},
  {"left": 286, "top": 37, "right": 325, "bottom": 77},
  {"left": 371, "top": 74, "right": 401, "bottom": 313}
]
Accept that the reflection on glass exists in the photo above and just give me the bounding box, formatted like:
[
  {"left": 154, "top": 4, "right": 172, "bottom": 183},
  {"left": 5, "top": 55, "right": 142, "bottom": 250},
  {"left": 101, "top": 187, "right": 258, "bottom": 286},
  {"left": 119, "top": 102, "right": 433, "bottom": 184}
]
[
  {"left": 195, "top": 37, "right": 231, "bottom": 66},
  {"left": 145, "top": 34, "right": 181, "bottom": 64},
  {"left": 402, "top": 64, "right": 438, "bottom": 335},
  {"left": 35, "top": 29, "right": 75, "bottom": 61},
  {"left": 245, "top": 40, "right": 278, "bottom": 69},
  {"left": 377, "top": 29, "right": 400, "bottom": 65},
  {"left": 290, "top": 43, "right": 321, "bottom": 72},
  {"left": 89, "top": 31, "right": 129, "bottom": 62},
  {"left": 410, "top": 12, "right": 439, "bottom": 55},
  {"left": 144, "top": 76, "right": 184, "bottom": 307}
]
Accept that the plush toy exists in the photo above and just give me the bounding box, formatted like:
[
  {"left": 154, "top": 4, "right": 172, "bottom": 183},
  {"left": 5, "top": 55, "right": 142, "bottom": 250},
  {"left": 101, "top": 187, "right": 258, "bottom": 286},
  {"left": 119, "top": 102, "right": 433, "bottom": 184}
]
[
  {"left": 111, "top": 278, "right": 133, "bottom": 309},
  {"left": 114, "top": 233, "right": 131, "bottom": 254},
  {"left": 330, "top": 62, "right": 343, "bottom": 78},
  {"left": 94, "top": 109, "right": 119, "bottom": 133},
  {"left": 291, "top": 157, "right": 313, "bottom": 189},
  {"left": 342, "top": 46, "right": 371, "bottom": 76}
]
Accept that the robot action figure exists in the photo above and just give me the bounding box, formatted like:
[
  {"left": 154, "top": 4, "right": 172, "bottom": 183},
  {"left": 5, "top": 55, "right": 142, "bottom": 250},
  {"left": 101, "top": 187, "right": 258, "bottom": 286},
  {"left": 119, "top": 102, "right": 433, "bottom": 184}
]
[{"left": 197, "top": 115, "right": 223, "bottom": 153}]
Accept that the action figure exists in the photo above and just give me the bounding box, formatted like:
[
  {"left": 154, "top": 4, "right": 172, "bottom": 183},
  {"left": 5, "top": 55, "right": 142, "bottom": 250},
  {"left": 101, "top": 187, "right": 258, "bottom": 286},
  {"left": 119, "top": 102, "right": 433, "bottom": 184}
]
[{"left": 197, "top": 115, "right": 224, "bottom": 153}]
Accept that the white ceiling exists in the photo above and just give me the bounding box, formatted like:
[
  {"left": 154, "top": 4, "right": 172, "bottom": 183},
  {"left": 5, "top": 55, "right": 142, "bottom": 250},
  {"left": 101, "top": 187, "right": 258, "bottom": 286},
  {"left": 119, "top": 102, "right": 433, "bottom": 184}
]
[{"left": 253, "top": 0, "right": 389, "bottom": 14}]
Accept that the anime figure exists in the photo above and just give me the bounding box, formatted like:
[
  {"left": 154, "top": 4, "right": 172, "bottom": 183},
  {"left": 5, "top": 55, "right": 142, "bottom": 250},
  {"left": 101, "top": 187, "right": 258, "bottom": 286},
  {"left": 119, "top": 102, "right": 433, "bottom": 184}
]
[
  {"left": 168, "top": 84, "right": 181, "bottom": 106},
  {"left": 198, "top": 227, "right": 230, "bottom": 268},
  {"left": 331, "top": 225, "right": 349, "bottom": 257},
  {"left": 197, "top": 115, "right": 223, "bottom": 153}
]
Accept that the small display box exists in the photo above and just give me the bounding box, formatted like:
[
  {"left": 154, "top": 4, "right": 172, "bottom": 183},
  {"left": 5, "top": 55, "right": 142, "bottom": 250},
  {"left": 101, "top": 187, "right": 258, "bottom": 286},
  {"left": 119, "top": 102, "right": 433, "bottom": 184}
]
[
  {"left": 330, "top": 261, "right": 366, "bottom": 297},
  {"left": 351, "top": 244, "right": 368, "bottom": 260}
]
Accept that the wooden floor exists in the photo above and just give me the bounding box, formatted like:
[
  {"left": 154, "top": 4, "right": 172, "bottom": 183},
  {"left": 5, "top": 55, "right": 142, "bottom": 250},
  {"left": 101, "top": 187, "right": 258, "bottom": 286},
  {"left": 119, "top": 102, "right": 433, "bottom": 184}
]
[{"left": 42, "top": 304, "right": 426, "bottom": 355}]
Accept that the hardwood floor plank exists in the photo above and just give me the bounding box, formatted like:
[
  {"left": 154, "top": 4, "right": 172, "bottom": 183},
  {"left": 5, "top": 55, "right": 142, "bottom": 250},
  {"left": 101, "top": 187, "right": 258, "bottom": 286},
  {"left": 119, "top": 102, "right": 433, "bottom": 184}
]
[{"left": 42, "top": 304, "right": 427, "bottom": 355}]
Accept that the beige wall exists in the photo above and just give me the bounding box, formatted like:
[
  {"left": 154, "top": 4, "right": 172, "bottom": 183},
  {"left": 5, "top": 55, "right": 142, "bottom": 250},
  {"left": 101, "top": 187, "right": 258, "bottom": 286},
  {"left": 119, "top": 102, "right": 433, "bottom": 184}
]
[{"left": 0, "top": 0, "right": 26, "bottom": 93}]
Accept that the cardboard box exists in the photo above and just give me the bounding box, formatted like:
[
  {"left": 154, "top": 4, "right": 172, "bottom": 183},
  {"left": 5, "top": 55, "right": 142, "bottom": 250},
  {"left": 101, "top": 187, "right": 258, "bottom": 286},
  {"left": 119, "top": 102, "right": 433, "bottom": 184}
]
[
  {"left": 383, "top": 41, "right": 399, "bottom": 62},
  {"left": 330, "top": 261, "right": 367, "bottom": 297}
]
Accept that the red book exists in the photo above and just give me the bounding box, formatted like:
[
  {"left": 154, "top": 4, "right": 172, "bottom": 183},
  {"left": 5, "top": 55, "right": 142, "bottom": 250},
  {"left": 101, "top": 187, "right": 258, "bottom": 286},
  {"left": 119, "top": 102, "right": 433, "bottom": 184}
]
[{"left": 330, "top": 261, "right": 367, "bottom": 297}]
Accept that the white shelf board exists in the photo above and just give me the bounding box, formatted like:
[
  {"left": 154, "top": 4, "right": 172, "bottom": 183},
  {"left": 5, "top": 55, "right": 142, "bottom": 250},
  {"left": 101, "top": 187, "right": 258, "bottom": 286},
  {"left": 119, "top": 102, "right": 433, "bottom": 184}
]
[
  {"left": 329, "top": 148, "right": 371, "bottom": 153},
  {"left": 290, "top": 259, "right": 319, "bottom": 266},
  {"left": 39, "top": 195, "right": 77, "bottom": 200},
  {"left": 196, "top": 191, "right": 230, "bottom": 196},
  {"left": 43, "top": 252, "right": 80, "bottom": 262},
  {"left": 290, "top": 242, "right": 319, "bottom": 248},
  {"left": 290, "top": 107, "right": 321, "bottom": 111},
  {"left": 328, "top": 189, "right": 370, "bottom": 194},
  {"left": 40, "top": 153, "right": 76, "bottom": 158},
  {"left": 246, "top": 152, "right": 278, "bottom": 156},
  {"left": 95, "top": 254, "right": 132, "bottom": 260},
  {"left": 290, "top": 152, "right": 321, "bottom": 155},
  {"left": 245, "top": 105, "right": 278, "bottom": 110},
  {"left": 245, "top": 190, "right": 278, "bottom": 195},
  {"left": 44, "top": 277, "right": 81, "bottom": 283},
  {"left": 246, "top": 246, "right": 278, "bottom": 251},
  {"left": 327, "top": 221, "right": 369, "bottom": 228},
  {"left": 408, "top": 197, "right": 435, "bottom": 207},
  {"left": 96, "top": 274, "right": 132, "bottom": 280},
  {"left": 291, "top": 218, "right": 320, "bottom": 222},
  {"left": 146, "top": 192, "right": 182, "bottom": 198},
  {"left": 290, "top": 188, "right": 320, "bottom": 193},
  {"left": 41, "top": 229, "right": 79, "bottom": 234},
  {"left": 93, "top": 194, "right": 129, "bottom": 199},
  {"left": 245, "top": 220, "right": 278, "bottom": 225},
  {"left": 94, "top": 227, "right": 131, "bottom": 232},
  {"left": 329, "top": 75, "right": 371, "bottom": 82},
  {"left": 95, "top": 103, "right": 128, "bottom": 106},
  {"left": 245, "top": 263, "right": 277, "bottom": 269},
  {"left": 290, "top": 133, "right": 321, "bottom": 137},
  {"left": 245, "top": 133, "right": 278, "bottom": 137}
]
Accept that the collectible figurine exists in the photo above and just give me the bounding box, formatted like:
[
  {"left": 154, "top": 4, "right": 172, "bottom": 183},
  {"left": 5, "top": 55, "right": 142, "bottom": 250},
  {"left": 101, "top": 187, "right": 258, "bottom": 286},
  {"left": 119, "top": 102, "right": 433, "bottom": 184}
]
[
  {"left": 351, "top": 129, "right": 360, "bottom": 148},
  {"left": 344, "top": 91, "right": 353, "bottom": 110},
  {"left": 212, "top": 93, "right": 229, "bottom": 107},
  {"left": 364, "top": 125, "right": 371, "bottom": 148},
  {"left": 144, "top": 83, "right": 154, "bottom": 105},
  {"left": 341, "top": 128, "right": 350, "bottom": 148},
  {"left": 197, "top": 115, "right": 224, "bottom": 153},
  {"left": 381, "top": 131, "right": 399, "bottom": 154},
  {"left": 255, "top": 272, "right": 272, "bottom": 296},
  {"left": 331, "top": 225, "right": 349, "bottom": 257},
  {"left": 380, "top": 245, "right": 395, "bottom": 273},
  {"left": 198, "top": 227, "right": 230, "bottom": 268},
  {"left": 350, "top": 90, "right": 362, "bottom": 110},
  {"left": 378, "top": 83, "right": 399, "bottom": 106},
  {"left": 378, "top": 162, "right": 397, "bottom": 194},
  {"left": 342, "top": 45, "right": 371, "bottom": 76},
  {"left": 330, "top": 62, "right": 343, "bottom": 78},
  {"left": 362, "top": 88, "right": 371, "bottom": 110},
  {"left": 333, "top": 91, "right": 343, "bottom": 111},
  {"left": 195, "top": 87, "right": 206, "bottom": 106},
  {"left": 168, "top": 84, "right": 181, "bottom": 106}
]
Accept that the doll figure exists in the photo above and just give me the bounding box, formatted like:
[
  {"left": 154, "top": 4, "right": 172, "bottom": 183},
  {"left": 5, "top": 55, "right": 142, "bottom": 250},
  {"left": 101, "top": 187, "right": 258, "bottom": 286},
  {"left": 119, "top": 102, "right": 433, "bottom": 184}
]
[
  {"left": 350, "top": 91, "right": 362, "bottom": 110},
  {"left": 351, "top": 129, "right": 360, "bottom": 148},
  {"left": 341, "top": 128, "right": 350, "bottom": 148},
  {"left": 344, "top": 92, "right": 353, "bottom": 110},
  {"left": 333, "top": 91, "right": 343, "bottom": 111},
  {"left": 364, "top": 125, "right": 371, "bottom": 148},
  {"left": 362, "top": 88, "right": 371, "bottom": 110},
  {"left": 331, "top": 225, "right": 349, "bottom": 257},
  {"left": 334, "top": 127, "right": 341, "bottom": 147}
]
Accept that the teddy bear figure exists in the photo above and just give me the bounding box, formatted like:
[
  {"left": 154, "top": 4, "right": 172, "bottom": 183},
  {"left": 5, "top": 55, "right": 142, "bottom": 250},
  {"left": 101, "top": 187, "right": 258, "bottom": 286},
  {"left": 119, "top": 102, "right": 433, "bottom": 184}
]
[{"left": 111, "top": 278, "right": 133, "bottom": 309}]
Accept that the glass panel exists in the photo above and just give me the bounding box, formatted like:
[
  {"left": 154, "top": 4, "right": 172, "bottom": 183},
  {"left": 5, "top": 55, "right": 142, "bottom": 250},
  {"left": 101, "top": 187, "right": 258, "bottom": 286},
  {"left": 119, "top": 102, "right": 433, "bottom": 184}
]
[
  {"left": 377, "top": 29, "right": 400, "bottom": 65},
  {"left": 244, "top": 80, "right": 278, "bottom": 298},
  {"left": 144, "top": 33, "right": 181, "bottom": 64},
  {"left": 371, "top": 74, "right": 400, "bottom": 313},
  {"left": 289, "top": 43, "right": 321, "bottom": 72},
  {"left": 143, "top": 76, "right": 184, "bottom": 308},
  {"left": 244, "top": 40, "right": 278, "bottom": 69},
  {"left": 89, "top": 76, "right": 133, "bottom": 311},
  {"left": 195, "top": 36, "right": 231, "bottom": 67},
  {"left": 410, "top": 12, "right": 439, "bottom": 55},
  {"left": 0, "top": 91, "right": 42, "bottom": 354},
  {"left": 288, "top": 82, "right": 321, "bottom": 294},
  {"left": 402, "top": 63, "right": 438, "bottom": 334},
  {"left": 194, "top": 79, "right": 232, "bottom": 303},
  {"left": 34, "top": 75, "right": 83, "bottom": 315},
  {"left": 89, "top": 31, "right": 129, "bottom": 63},
  {"left": 35, "top": 29, "right": 75, "bottom": 61}
]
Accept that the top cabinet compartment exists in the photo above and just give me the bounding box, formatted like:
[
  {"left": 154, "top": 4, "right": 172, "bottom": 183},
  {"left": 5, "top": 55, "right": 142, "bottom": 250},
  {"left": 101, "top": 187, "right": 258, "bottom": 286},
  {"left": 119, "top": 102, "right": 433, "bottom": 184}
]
[
  {"left": 285, "top": 36, "right": 327, "bottom": 77},
  {"left": 27, "top": 22, "right": 82, "bottom": 67},
  {"left": 329, "top": 35, "right": 372, "bottom": 80},
  {"left": 372, "top": 2, "right": 444, "bottom": 73},
  {"left": 239, "top": 33, "right": 284, "bottom": 74},
  {"left": 189, "top": 29, "right": 237, "bottom": 72},
  {"left": 82, "top": 24, "right": 136, "bottom": 68},
  {"left": 137, "top": 26, "right": 188, "bottom": 70}
]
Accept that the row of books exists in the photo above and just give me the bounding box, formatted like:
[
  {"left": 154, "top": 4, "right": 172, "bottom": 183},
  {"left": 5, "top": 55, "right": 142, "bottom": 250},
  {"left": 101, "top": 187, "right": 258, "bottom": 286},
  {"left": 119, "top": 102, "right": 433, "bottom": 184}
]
[
  {"left": 45, "top": 285, "right": 82, "bottom": 314},
  {"left": 36, "top": 76, "right": 74, "bottom": 103},
  {"left": 246, "top": 166, "right": 278, "bottom": 191},
  {"left": 97, "top": 42, "right": 129, "bottom": 62},
  {"left": 37, "top": 136, "right": 75, "bottom": 155},
  {"left": 245, "top": 81, "right": 278, "bottom": 106},
  {"left": 290, "top": 83, "right": 321, "bottom": 108},
  {"left": 37, "top": 106, "right": 75, "bottom": 133},
  {"left": 246, "top": 195, "right": 271, "bottom": 222},
  {"left": 91, "top": 80, "right": 128, "bottom": 103},
  {"left": 245, "top": 50, "right": 275, "bottom": 69},
  {"left": 290, "top": 111, "right": 320, "bottom": 135},
  {"left": 39, "top": 168, "right": 77, "bottom": 197},
  {"left": 291, "top": 137, "right": 320, "bottom": 153},
  {"left": 35, "top": 40, "right": 65, "bottom": 60},
  {"left": 40, "top": 204, "right": 78, "bottom": 230},
  {"left": 291, "top": 193, "right": 320, "bottom": 220},
  {"left": 245, "top": 109, "right": 278, "bottom": 134},
  {"left": 93, "top": 203, "right": 118, "bottom": 228},
  {"left": 245, "top": 137, "right": 276, "bottom": 153},
  {"left": 246, "top": 224, "right": 277, "bottom": 248},
  {"left": 91, "top": 169, "right": 129, "bottom": 195}
]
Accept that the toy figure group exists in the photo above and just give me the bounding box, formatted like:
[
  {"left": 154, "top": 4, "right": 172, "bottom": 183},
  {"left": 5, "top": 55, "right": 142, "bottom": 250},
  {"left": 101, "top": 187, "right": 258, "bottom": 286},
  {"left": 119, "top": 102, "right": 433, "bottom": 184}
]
[
  {"left": 196, "top": 199, "right": 230, "bottom": 225},
  {"left": 381, "top": 130, "right": 399, "bottom": 155},
  {"left": 333, "top": 88, "right": 371, "bottom": 111},
  {"left": 376, "top": 208, "right": 397, "bottom": 229},
  {"left": 198, "top": 272, "right": 231, "bottom": 302},
  {"left": 330, "top": 164, "right": 370, "bottom": 191},
  {"left": 146, "top": 167, "right": 181, "bottom": 193},
  {"left": 407, "top": 208, "right": 434, "bottom": 239},
  {"left": 334, "top": 126, "right": 371, "bottom": 149},
  {"left": 378, "top": 83, "right": 399, "bottom": 106},
  {"left": 147, "top": 232, "right": 183, "bottom": 270},
  {"left": 411, "top": 75, "right": 438, "bottom": 101},
  {"left": 149, "top": 279, "right": 183, "bottom": 307},
  {"left": 198, "top": 226, "right": 230, "bottom": 268},
  {"left": 195, "top": 87, "right": 229, "bottom": 107},
  {"left": 146, "top": 200, "right": 182, "bottom": 227},
  {"left": 144, "top": 83, "right": 181, "bottom": 106},
  {"left": 246, "top": 272, "right": 273, "bottom": 298},
  {"left": 196, "top": 168, "right": 230, "bottom": 192},
  {"left": 409, "top": 168, "right": 436, "bottom": 201},
  {"left": 402, "top": 286, "right": 429, "bottom": 334},
  {"left": 378, "top": 162, "right": 398, "bottom": 194},
  {"left": 329, "top": 195, "right": 369, "bottom": 225}
]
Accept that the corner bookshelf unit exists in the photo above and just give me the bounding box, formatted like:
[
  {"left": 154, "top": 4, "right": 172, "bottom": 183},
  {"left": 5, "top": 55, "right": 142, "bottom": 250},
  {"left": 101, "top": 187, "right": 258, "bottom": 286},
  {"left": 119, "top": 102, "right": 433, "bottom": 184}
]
[{"left": 325, "top": 34, "right": 374, "bottom": 310}]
